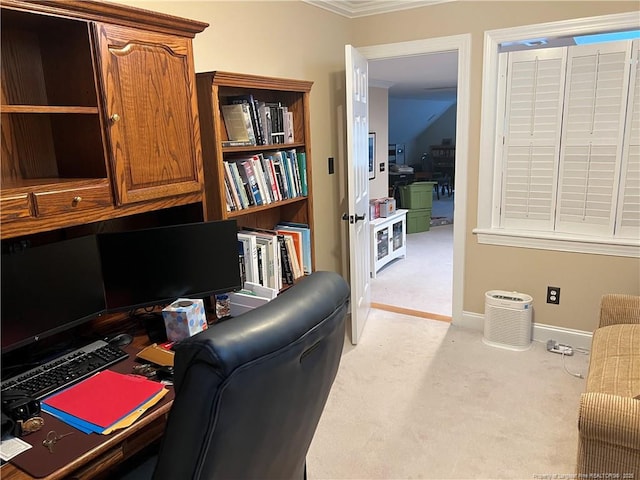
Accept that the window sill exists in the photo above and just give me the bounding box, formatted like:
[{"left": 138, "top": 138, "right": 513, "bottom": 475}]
[{"left": 473, "top": 228, "right": 640, "bottom": 258}]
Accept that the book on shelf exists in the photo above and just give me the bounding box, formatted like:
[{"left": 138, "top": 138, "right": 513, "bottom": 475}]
[
  {"left": 239, "top": 229, "right": 287, "bottom": 290},
  {"left": 223, "top": 161, "right": 243, "bottom": 210},
  {"left": 286, "top": 149, "right": 302, "bottom": 196},
  {"left": 296, "top": 152, "right": 308, "bottom": 196},
  {"left": 278, "top": 234, "right": 295, "bottom": 285},
  {"left": 250, "top": 155, "right": 272, "bottom": 204},
  {"left": 237, "top": 232, "right": 259, "bottom": 285},
  {"left": 247, "top": 230, "right": 281, "bottom": 290},
  {"left": 237, "top": 240, "right": 247, "bottom": 285},
  {"left": 257, "top": 101, "right": 273, "bottom": 146},
  {"left": 258, "top": 153, "right": 280, "bottom": 202},
  {"left": 282, "top": 234, "right": 303, "bottom": 279},
  {"left": 241, "top": 227, "right": 292, "bottom": 287},
  {"left": 223, "top": 147, "right": 307, "bottom": 211},
  {"left": 269, "top": 151, "right": 289, "bottom": 199},
  {"left": 284, "top": 110, "right": 294, "bottom": 144},
  {"left": 220, "top": 103, "right": 256, "bottom": 145},
  {"left": 281, "top": 150, "right": 298, "bottom": 197},
  {"left": 223, "top": 175, "right": 236, "bottom": 211},
  {"left": 227, "top": 161, "right": 251, "bottom": 208},
  {"left": 276, "top": 228, "right": 304, "bottom": 276},
  {"left": 228, "top": 94, "right": 264, "bottom": 146},
  {"left": 254, "top": 235, "right": 278, "bottom": 289},
  {"left": 265, "top": 102, "right": 286, "bottom": 144},
  {"left": 256, "top": 242, "right": 265, "bottom": 286},
  {"left": 233, "top": 158, "right": 263, "bottom": 206},
  {"left": 222, "top": 139, "right": 254, "bottom": 147},
  {"left": 275, "top": 222, "right": 311, "bottom": 275}
]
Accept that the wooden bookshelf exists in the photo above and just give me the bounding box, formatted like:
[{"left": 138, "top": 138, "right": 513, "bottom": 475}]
[{"left": 196, "top": 71, "right": 315, "bottom": 271}]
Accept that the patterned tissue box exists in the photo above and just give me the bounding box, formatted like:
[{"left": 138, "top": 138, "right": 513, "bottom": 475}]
[{"left": 162, "top": 298, "right": 207, "bottom": 342}]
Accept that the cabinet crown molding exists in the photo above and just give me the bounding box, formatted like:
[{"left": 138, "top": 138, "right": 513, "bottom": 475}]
[{"left": 2, "top": 0, "right": 208, "bottom": 37}]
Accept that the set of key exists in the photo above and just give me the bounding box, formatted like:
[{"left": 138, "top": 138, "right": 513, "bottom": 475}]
[{"left": 42, "top": 430, "right": 73, "bottom": 453}]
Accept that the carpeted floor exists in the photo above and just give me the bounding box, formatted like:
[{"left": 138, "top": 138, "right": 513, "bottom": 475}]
[
  {"left": 307, "top": 308, "right": 590, "bottom": 479},
  {"left": 371, "top": 224, "right": 453, "bottom": 317},
  {"left": 372, "top": 193, "right": 454, "bottom": 316}
]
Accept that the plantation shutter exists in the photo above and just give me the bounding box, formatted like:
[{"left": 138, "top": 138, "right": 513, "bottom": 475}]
[
  {"left": 500, "top": 48, "right": 566, "bottom": 230},
  {"left": 555, "top": 41, "right": 632, "bottom": 236},
  {"left": 616, "top": 39, "right": 640, "bottom": 240}
]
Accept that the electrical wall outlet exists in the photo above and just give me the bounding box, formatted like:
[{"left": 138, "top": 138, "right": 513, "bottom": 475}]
[{"left": 547, "top": 286, "right": 560, "bottom": 304}]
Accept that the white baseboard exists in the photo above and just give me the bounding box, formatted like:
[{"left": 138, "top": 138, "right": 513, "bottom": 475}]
[{"left": 454, "top": 311, "right": 593, "bottom": 351}]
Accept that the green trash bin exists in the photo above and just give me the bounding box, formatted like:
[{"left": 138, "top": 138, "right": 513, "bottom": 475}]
[{"left": 399, "top": 182, "right": 436, "bottom": 210}]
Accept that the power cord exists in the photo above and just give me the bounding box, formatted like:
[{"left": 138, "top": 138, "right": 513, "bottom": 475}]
[
  {"left": 561, "top": 351, "right": 583, "bottom": 379},
  {"left": 544, "top": 339, "right": 589, "bottom": 379}
]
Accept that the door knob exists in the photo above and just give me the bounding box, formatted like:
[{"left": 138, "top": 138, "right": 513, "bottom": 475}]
[{"left": 354, "top": 214, "right": 366, "bottom": 222}]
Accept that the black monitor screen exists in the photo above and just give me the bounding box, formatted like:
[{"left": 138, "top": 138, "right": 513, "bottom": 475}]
[
  {"left": 97, "top": 220, "right": 241, "bottom": 311},
  {"left": 1, "top": 236, "right": 106, "bottom": 354}
]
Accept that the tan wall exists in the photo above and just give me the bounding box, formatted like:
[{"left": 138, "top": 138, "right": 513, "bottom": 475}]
[
  {"left": 369, "top": 87, "right": 389, "bottom": 200},
  {"left": 351, "top": 1, "right": 640, "bottom": 331},
  {"left": 116, "top": 1, "right": 639, "bottom": 332}
]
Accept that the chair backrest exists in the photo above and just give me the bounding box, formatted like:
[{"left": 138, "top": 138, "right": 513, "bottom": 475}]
[{"left": 152, "top": 271, "right": 350, "bottom": 480}]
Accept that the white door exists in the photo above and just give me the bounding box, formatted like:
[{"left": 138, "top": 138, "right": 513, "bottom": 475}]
[{"left": 345, "top": 45, "right": 371, "bottom": 345}]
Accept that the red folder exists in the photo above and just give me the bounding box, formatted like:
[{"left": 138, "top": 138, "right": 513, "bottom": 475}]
[{"left": 43, "top": 370, "right": 163, "bottom": 428}]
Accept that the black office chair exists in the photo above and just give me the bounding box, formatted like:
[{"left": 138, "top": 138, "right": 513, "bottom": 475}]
[{"left": 117, "top": 271, "right": 350, "bottom": 480}]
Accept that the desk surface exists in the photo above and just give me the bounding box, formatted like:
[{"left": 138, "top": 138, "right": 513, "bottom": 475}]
[{"left": 1, "top": 336, "right": 173, "bottom": 480}]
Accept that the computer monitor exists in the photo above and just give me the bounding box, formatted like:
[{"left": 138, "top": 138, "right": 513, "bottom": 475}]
[
  {"left": 1, "top": 235, "right": 107, "bottom": 354},
  {"left": 97, "top": 220, "right": 242, "bottom": 312}
]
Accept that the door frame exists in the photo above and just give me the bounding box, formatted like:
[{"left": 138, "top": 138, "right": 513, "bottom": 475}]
[{"left": 358, "top": 34, "right": 471, "bottom": 324}]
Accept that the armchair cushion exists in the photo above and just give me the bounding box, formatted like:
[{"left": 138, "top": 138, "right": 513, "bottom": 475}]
[
  {"left": 586, "top": 324, "right": 640, "bottom": 397},
  {"left": 577, "top": 294, "right": 640, "bottom": 477}
]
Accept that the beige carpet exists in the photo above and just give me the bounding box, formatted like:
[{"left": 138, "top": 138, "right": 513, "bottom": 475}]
[
  {"left": 371, "top": 224, "right": 453, "bottom": 317},
  {"left": 307, "top": 308, "right": 590, "bottom": 479}
]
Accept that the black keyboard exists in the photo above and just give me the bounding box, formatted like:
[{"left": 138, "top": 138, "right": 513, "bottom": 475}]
[{"left": 1, "top": 340, "right": 129, "bottom": 400}]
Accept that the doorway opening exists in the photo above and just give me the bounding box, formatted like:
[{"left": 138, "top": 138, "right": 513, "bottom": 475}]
[{"left": 359, "top": 35, "right": 471, "bottom": 325}]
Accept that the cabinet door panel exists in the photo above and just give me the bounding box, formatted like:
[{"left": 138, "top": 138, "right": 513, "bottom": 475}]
[{"left": 95, "top": 23, "right": 203, "bottom": 205}]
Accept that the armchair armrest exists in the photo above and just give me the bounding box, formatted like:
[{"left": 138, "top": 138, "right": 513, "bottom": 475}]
[
  {"left": 578, "top": 392, "right": 640, "bottom": 451},
  {"left": 599, "top": 294, "right": 640, "bottom": 328}
]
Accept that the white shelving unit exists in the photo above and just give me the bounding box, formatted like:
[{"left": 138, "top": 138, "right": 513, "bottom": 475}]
[{"left": 370, "top": 209, "right": 408, "bottom": 278}]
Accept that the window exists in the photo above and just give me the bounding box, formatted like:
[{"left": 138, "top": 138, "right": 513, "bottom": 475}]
[{"left": 476, "top": 13, "right": 640, "bottom": 257}]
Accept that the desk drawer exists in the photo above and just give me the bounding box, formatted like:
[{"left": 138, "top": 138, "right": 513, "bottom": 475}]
[
  {"left": 0, "top": 193, "right": 33, "bottom": 222},
  {"left": 34, "top": 184, "right": 112, "bottom": 216}
]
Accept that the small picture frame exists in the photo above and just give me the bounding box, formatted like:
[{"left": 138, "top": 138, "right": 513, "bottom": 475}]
[{"left": 368, "top": 132, "right": 376, "bottom": 180}]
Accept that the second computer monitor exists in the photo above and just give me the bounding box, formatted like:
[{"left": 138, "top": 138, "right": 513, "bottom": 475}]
[{"left": 98, "top": 220, "right": 242, "bottom": 312}]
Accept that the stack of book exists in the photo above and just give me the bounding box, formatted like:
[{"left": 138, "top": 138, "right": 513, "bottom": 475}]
[
  {"left": 236, "top": 222, "right": 311, "bottom": 290},
  {"left": 42, "top": 370, "right": 167, "bottom": 435},
  {"left": 222, "top": 149, "right": 307, "bottom": 212},
  {"left": 220, "top": 95, "right": 294, "bottom": 147}
]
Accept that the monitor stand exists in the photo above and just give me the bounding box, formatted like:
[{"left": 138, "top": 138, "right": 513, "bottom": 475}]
[{"left": 137, "top": 312, "right": 168, "bottom": 344}]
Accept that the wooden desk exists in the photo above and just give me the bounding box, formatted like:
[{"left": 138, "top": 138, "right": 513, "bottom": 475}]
[{"left": 1, "top": 335, "right": 173, "bottom": 480}]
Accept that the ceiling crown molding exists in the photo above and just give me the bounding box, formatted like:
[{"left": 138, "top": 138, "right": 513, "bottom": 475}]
[{"left": 302, "top": 0, "right": 454, "bottom": 19}]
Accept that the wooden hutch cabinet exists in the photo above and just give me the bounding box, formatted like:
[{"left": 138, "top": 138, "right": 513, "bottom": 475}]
[{"left": 0, "top": 0, "right": 208, "bottom": 239}]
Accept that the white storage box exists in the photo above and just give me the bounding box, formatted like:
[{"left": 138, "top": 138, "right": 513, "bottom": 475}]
[{"left": 228, "top": 282, "right": 277, "bottom": 317}]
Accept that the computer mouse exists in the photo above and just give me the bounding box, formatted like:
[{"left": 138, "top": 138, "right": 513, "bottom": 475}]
[{"left": 109, "top": 333, "right": 133, "bottom": 347}]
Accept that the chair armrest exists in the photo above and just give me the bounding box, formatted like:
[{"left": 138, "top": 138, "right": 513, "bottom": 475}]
[
  {"left": 599, "top": 294, "right": 640, "bottom": 328},
  {"left": 578, "top": 392, "right": 640, "bottom": 451}
]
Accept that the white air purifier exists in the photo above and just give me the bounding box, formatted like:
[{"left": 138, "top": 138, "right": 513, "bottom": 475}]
[{"left": 483, "top": 290, "right": 533, "bottom": 351}]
